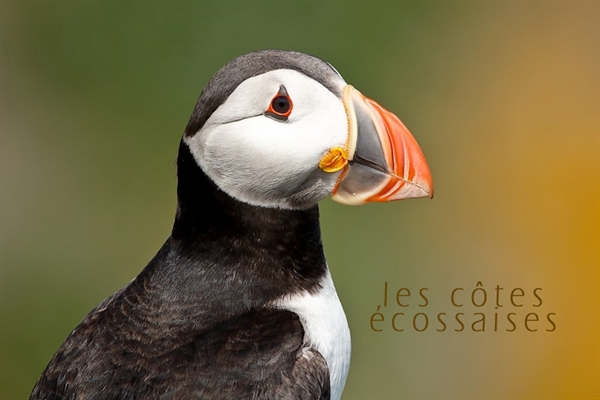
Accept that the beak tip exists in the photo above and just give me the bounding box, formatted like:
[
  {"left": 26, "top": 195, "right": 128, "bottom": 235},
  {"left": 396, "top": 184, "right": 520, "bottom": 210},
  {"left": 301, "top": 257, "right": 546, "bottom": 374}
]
[{"left": 424, "top": 181, "right": 434, "bottom": 199}]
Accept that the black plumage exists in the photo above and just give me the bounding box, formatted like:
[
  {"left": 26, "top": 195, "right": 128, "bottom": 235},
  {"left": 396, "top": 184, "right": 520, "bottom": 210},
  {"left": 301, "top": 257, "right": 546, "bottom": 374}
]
[
  {"left": 31, "top": 142, "right": 331, "bottom": 399},
  {"left": 31, "top": 51, "right": 342, "bottom": 399}
]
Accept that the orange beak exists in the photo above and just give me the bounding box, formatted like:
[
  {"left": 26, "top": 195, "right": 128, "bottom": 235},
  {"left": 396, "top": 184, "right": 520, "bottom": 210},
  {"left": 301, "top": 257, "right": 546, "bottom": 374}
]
[{"left": 330, "top": 85, "right": 433, "bottom": 205}]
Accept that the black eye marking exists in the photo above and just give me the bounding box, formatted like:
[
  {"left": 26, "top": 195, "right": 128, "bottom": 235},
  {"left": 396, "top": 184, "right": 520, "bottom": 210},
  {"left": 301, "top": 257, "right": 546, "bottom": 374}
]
[{"left": 265, "top": 85, "right": 293, "bottom": 121}]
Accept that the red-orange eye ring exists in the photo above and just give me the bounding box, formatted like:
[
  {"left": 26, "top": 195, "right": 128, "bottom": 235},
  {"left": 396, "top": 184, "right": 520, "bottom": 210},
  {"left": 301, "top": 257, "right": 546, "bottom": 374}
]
[{"left": 265, "top": 85, "right": 293, "bottom": 121}]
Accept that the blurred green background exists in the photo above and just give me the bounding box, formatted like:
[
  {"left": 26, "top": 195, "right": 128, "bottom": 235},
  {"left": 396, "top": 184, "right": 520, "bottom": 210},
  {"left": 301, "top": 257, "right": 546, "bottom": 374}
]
[{"left": 1, "top": 1, "right": 598, "bottom": 399}]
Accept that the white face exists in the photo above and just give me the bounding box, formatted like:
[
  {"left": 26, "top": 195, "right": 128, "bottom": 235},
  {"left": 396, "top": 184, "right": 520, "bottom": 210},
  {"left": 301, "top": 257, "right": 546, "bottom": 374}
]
[{"left": 184, "top": 69, "right": 348, "bottom": 209}]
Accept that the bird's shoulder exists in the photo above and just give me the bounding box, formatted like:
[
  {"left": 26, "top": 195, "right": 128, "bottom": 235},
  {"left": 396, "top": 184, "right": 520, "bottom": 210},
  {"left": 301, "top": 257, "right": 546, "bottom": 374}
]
[{"left": 31, "top": 295, "right": 330, "bottom": 399}]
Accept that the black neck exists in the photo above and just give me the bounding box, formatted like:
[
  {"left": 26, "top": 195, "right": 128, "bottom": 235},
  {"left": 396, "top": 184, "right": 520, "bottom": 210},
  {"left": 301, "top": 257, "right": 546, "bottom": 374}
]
[
  {"left": 117, "top": 141, "right": 328, "bottom": 334},
  {"left": 148, "top": 142, "right": 327, "bottom": 314},
  {"left": 172, "top": 140, "right": 324, "bottom": 257}
]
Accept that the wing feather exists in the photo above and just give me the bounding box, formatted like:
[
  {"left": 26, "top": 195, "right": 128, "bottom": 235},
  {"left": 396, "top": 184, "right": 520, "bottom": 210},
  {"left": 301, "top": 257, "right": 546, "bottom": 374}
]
[{"left": 31, "top": 304, "right": 330, "bottom": 399}]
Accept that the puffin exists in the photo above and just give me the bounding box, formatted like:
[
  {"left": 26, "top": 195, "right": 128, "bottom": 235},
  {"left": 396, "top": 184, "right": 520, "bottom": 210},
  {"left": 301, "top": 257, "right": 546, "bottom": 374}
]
[{"left": 31, "top": 50, "right": 433, "bottom": 400}]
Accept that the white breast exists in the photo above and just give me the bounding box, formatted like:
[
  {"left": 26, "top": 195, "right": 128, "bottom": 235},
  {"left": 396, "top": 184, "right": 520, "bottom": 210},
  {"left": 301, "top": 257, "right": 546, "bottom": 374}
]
[{"left": 271, "top": 269, "right": 351, "bottom": 400}]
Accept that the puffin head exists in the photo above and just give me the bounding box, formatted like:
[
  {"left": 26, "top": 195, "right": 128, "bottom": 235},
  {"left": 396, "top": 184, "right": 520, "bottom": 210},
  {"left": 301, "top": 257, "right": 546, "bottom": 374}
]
[{"left": 182, "top": 50, "right": 433, "bottom": 210}]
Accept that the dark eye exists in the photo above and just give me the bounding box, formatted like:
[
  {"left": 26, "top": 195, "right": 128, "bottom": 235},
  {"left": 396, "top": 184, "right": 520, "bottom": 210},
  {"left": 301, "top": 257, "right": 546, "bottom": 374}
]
[
  {"left": 265, "top": 85, "right": 293, "bottom": 121},
  {"left": 272, "top": 96, "right": 291, "bottom": 114}
]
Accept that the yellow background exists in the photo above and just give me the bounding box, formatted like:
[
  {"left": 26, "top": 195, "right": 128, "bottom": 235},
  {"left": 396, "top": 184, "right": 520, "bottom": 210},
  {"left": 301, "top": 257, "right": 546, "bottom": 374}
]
[{"left": 1, "top": 1, "right": 598, "bottom": 399}]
